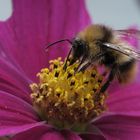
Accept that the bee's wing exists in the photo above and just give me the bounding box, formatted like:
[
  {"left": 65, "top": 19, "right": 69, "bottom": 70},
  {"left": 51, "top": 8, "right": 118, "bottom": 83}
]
[
  {"left": 104, "top": 43, "right": 140, "bottom": 60},
  {"left": 115, "top": 29, "right": 140, "bottom": 40}
]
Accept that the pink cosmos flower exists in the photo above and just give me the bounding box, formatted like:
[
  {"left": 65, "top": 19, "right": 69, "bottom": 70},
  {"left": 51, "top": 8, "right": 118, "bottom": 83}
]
[{"left": 0, "top": 0, "right": 140, "bottom": 140}]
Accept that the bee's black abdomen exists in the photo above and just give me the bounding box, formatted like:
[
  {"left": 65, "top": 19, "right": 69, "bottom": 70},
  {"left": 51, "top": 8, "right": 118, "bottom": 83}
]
[
  {"left": 119, "top": 58, "right": 135, "bottom": 72},
  {"left": 118, "top": 58, "right": 137, "bottom": 83}
]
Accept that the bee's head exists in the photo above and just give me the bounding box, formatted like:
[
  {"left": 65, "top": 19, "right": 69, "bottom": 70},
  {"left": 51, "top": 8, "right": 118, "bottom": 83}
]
[
  {"left": 45, "top": 38, "right": 88, "bottom": 70},
  {"left": 69, "top": 38, "right": 87, "bottom": 65}
]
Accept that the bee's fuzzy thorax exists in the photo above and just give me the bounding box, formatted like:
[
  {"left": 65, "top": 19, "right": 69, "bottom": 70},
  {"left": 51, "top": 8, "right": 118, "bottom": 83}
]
[{"left": 77, "top": 24, "right": 113, "bottom": 43}]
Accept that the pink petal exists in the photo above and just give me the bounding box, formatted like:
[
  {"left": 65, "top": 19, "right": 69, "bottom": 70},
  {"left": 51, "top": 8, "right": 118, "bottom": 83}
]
[
  {"left": 0, "top": 22, "right": 20, "bottom": 67},
  {"left": 106, "top": 83, "right": 140, "bottom": 114},
  {"left": 94, "top": 113, "right": 140, "bottom": 140},
  {"left": 0, "top": 82, "right": 30, "bottom": 104},
  {"left": 0, "top": 0, "right": 91, "bottom": 81},
  {"left": 0, "top": 91, "right": 37, "bottom": 120},
  {"left": 0, "top": 91, "right": 44, "bottom": 136},
  {"left": 80, "top": 133, "right": 105, "bottom": 140},
  {"left": 0, "top": 137, "right": 9, "bottom": 140},
  {"left": 0, "top": 62, "right": 31, "bottom": 102},
  {"left": 0, "top": 122, "right": 46, "bottom": 137},
  {"left": 61, "top": 130, "right": 82, "bottom": 140},
  {"left": 11, "top": 126, "right": 57, "bottom": 140},
  {"left": 40, "top": 129, "right": 82, "bottom": 140},
  {"left": 0, "top": 53, "right": 31, "bottom": 83},
  {"left": 0, "top": 56, "right": 31, "bottom": 91},
  {"left": 12, "top": 127, "right": 82, "bottom": 140},
  {"left": 0, "top": 52, "right": 33, "bottom": 102},
  {"left": 40, "top": 131, "right": 65, "bottom": 140}
]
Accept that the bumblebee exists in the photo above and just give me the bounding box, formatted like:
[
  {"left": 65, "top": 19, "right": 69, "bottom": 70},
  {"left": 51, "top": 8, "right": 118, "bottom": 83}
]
[{"left": 46, "top": 24, "right": 140, "bottom": 93}]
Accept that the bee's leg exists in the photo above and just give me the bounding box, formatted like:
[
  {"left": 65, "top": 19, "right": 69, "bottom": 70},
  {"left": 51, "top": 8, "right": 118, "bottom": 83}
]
[
  {"left": 78, "top": 53, "right": 106, "bottom": 72},
  {"left": 78, "top": 61, "right": 92, "bottom": 72},
  {"left": 99, "top": 64, "right": 118, "bottom": 93},
  {"left": 75, "top": 55, "right": 87, "bottom": 72},
  {"left": 63, "top": 48, "right": 72, "bottom": 70}
]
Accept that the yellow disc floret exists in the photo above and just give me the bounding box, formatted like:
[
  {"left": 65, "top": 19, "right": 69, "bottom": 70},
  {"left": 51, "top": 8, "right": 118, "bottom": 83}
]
[{"left": 30, "top": 57, "right": 106, "bottom": 130}]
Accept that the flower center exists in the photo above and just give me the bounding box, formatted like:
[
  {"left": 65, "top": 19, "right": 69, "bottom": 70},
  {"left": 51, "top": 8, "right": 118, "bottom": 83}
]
[{"left": 30, "top": 57, "right": 106, "bottom": 131}]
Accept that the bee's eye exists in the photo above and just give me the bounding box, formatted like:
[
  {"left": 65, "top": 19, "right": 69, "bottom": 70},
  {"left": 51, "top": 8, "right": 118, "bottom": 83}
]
[
  {"left": 72, "top": 39, "right": 86, "bottom": 52},
  {"left": 75, "top": 40, "right": 83, "bottom": 46},
  {"left": 72, "top": 41, "right": 79, "bottom": 48}
]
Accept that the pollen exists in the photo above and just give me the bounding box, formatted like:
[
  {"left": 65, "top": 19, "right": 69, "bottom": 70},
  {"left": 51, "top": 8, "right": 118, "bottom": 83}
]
[{"left": 30, "top": 57, "right": 106, "bottom": 130}]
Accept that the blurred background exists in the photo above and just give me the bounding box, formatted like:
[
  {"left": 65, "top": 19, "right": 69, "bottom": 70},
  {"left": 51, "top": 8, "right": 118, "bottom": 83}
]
[{"left": 0, "top": 0, "right": 140, "bottom": 29}]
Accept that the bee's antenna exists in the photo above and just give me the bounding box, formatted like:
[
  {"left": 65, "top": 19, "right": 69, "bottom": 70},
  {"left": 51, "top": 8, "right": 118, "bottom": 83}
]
[{"left": 45, "top": 39, "right": 72, "bottom": 51}]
